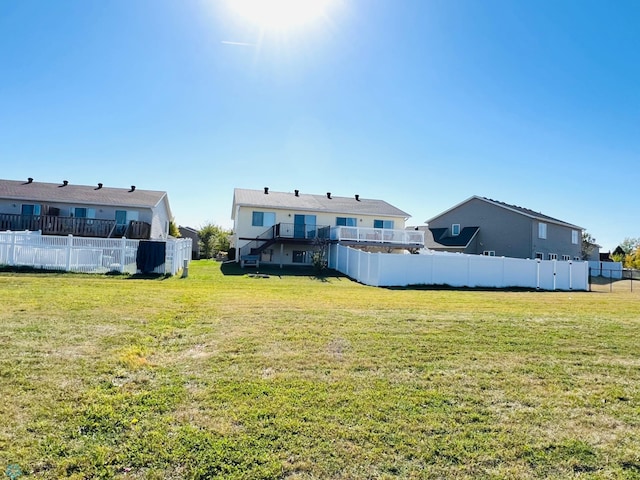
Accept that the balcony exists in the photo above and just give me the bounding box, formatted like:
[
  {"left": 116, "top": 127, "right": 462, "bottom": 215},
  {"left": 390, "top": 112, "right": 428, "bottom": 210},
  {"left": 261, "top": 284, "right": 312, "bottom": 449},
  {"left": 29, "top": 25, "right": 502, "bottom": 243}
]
[
  {"left": 0, "top": 214, "right": 151, "bottom": 239},
  {"left": 331, "top": 226, "right": 424, "bottom": 248}
]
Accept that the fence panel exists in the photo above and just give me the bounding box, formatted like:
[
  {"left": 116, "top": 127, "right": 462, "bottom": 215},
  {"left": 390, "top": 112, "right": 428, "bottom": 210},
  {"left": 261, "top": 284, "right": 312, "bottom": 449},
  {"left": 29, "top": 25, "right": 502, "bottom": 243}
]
[
  {"left": 0, "top": 232, "right": 191, "bottom": 275},
  {"left": 331, "top": 246, "right": 589, "bottom": 290}
]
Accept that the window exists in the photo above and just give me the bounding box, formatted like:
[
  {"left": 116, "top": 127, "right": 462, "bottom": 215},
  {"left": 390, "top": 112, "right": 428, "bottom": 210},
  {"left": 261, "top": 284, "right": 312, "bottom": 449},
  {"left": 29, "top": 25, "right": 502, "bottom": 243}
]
[
  {"left": 452, "top": 224, "right": 461, "bottom": 236},
  {"left": 261, "top": 249, "right": 273, "bottom": 262},
  {"left": 483, "top": 251, "right": 495, "bottom": 256},
  {"left": 572, "top": 230, "right": 579, "bottom": 244},
  {"left": 562, "top": 255, "right": 571, "bottom": 261},
  {"left": 74, "top": 208, "right": 95, "bottom": 219},
  {"left": 21, "top": 204, "right": 41, "bottom": 216},
  {"left": 336, "top": 217, "right": 357, "bottom": 227},
  {"left": 574, "top": 256, "right": 581, "bottom": 261},
  {"left": 252, "top": 211, "right": 276, "bottom": 227},
  {"left": 538, "top": 222, "right": 547, "bottom": 239},
  {"left": 548, "top": 253, "right": 557, "bottom": 260},
  {"left": 292, "top": 250, "right": 308, "bottom": 263},
  {"left": 374, "top": 219, "right": 394, "bottom": 229},
  {"left": 535, "top": 252, "right": 544, "bottom": 260}
]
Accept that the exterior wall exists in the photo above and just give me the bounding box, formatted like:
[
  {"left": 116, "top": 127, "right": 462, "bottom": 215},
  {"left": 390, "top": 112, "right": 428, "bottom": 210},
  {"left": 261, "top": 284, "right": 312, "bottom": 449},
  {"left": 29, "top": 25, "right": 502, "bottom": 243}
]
[
  {"left": 233, "top": 204, "right": 405, "bottom": 259},
  {"left": 150, "top": 198, "right": 171, "bottom": 240},
  {"left": 531, "top": 221, "right": 581, "bottom": 261},
  {"left": 429, "top": 198, "right": 532, "bottom": 258},
  {"left": 429, "top": 198, "right": 581, "bottom": 260}
]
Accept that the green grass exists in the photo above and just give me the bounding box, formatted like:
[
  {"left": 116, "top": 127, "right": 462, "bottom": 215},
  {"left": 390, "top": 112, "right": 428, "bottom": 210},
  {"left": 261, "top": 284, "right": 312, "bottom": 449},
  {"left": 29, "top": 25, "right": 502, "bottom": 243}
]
[{"left": 1, "top": 260, "right": 640, "bottom": 479}]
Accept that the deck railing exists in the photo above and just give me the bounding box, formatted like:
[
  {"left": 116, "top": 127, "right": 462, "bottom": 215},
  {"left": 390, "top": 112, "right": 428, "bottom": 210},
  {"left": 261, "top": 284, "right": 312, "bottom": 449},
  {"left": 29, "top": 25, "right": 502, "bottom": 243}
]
[
  {"left": 331, "top": 226, "right": 424, "bottom": 246},
  {"left": 0, "top": 214, "right": 151, "bottom": 239}
]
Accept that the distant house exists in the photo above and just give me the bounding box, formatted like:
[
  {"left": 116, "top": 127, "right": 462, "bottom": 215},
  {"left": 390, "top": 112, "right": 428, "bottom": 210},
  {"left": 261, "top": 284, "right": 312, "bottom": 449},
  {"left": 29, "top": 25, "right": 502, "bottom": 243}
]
[
  {"left": 178, "top": 226, "right": 200, "bottom": 259},
  {"left": 231, "top": 187, "right": 423, "bottom": 267},
  {"left": 0, "top": 178, "right": 172, "bottom": 240},
  {"left": 420, "top": 196, "right": 585, "bottom": 261}
]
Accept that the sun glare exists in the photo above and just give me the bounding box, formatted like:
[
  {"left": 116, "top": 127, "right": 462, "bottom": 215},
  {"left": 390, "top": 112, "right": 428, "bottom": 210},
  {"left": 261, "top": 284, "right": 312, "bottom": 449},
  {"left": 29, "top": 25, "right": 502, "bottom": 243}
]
[{"left": 228, "top": 0, "right": 335, "bottom": 31}]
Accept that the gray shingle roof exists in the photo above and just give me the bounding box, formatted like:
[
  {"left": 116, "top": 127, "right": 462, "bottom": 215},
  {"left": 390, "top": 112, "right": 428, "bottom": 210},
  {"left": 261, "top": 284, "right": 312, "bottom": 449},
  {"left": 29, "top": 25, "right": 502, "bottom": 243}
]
[
  {"left": 427, "top": 195, "right": 583, "bottom": 230},
  {"left": 0, "top": 178, "right": 167, "bottom": 209},
  {"left": 233, "top": 188, "right": 410, "bottom": 219}
]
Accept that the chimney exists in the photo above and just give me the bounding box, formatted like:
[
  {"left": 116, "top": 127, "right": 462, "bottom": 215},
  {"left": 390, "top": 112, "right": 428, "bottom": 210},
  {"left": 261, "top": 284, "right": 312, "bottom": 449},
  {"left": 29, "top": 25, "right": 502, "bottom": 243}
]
[
  {"left": 62, "top": 180, "right": 68, "bottom": 186},
  {"left": 95, "top": 183, "right": 103, "bottom": 190},
  {"left": 326, "top": 192, "right": 332, "bottom": 199},
  {"left": 355, "top": 194, "right": 360, "bottom": 201},
  {"left": 129, "top": 185, "right": 136, "bottom": 192},
  {"left": 294, "top": 189, "right": 299, "bottom": 197},
  {"left": 27, "top": 177, "right": 33, "bottom": 184},
  {"left": 264, "top": 187, "right": 269, "bottom": 194}
]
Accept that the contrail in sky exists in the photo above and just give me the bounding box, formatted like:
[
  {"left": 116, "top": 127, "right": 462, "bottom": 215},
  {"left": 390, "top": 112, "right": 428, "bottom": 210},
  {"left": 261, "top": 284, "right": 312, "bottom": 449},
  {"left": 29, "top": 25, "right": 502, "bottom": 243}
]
[{"left": 221, "top": 40, "right": 256, "bottom": 47}]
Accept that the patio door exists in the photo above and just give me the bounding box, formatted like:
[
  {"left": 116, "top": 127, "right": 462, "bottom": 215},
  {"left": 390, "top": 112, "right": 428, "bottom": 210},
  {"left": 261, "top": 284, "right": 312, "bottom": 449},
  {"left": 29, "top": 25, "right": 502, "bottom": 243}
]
[{"left": 294, "top": 214, "right": 316, "bottom": 239}]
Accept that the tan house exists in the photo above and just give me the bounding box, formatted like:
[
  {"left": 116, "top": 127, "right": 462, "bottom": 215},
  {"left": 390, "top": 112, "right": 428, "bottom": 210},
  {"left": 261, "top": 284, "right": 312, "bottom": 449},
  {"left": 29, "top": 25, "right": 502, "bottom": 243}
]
[
  {"left": 0, "top": 178, "right": 172, "bottom": 240},
  {"left": 231, "top": 187, "right": 423, "bottom": 267}
]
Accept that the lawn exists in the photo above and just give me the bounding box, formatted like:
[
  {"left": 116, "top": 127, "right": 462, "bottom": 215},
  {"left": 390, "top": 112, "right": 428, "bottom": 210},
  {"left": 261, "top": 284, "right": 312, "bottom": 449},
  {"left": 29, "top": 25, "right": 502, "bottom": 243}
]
[{"left": 1, "top": 260, "right": 639, "bottom": 479}]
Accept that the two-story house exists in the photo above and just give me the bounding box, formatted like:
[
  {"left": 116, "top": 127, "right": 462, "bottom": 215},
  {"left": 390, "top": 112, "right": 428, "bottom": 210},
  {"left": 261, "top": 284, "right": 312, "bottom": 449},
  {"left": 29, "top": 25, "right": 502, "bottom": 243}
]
[
  {"left": 231, "top": 187, "right": 423, "bottom": 267},
  {"left": 0, "top": 178, "right": 173, "bottom": 240},
  {"left": 421, "top": 196, "right": 585, "bottom": 261}
]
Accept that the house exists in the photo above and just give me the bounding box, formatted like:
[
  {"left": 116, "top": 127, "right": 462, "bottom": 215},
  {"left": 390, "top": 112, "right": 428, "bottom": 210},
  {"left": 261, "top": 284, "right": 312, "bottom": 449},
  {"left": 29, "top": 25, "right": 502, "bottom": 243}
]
[
  {"left": 178, "top": 226, "right": 201, "bottom": 259},
  {"left": 231, "top": 187, "right": 423, "bottom": 267},
  {"left": 0, "top": 178, "right": 172, "bottom": 240},
  {"left": 420, "top": 196, "right": 585, "bottom": 261}
]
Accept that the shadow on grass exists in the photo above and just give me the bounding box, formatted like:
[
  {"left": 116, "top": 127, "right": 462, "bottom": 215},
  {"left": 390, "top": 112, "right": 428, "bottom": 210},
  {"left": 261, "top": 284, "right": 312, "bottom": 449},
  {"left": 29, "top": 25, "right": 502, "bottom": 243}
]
[{"left": 220, "top": 262, "right": 345, "bottom": 282}]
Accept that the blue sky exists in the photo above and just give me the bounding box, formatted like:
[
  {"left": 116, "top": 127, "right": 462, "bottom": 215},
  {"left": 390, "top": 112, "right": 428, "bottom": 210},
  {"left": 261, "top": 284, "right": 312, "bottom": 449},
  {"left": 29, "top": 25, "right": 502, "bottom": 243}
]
[{"left": 1, "top": 0, "right": 638, "bottom": 251}]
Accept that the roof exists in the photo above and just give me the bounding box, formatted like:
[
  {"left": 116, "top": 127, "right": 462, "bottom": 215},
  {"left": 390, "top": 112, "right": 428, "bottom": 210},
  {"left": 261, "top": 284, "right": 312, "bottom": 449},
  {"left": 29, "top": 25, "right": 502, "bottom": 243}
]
[
  {"left": 0, "top": 178, "right": 168, "bottom": 210},
  {"left": 426, "top": 195, "right": 583, "bottom": 230},
  {"left": 428, "top": 226, "right": 480, "bottom": 248},
  {"left": 232, "top": 188, "right": 411, "bottom": 219}
]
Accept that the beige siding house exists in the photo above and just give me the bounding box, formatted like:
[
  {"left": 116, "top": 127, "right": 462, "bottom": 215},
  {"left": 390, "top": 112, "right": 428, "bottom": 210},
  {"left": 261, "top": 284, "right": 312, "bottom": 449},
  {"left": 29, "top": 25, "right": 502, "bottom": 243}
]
[{"left": 232, "top": 188, "right": 423, "bottom": 267}]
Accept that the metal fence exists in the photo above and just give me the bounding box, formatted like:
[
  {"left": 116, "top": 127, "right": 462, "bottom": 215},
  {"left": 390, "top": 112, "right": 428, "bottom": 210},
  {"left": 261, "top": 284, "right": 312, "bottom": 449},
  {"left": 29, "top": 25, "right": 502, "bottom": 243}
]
[
  {"left": 589, "top": 268, "right": 639, "bottom": 293},
  {"left": 0, "top": 231, "right": 191, "bottom": 276}
]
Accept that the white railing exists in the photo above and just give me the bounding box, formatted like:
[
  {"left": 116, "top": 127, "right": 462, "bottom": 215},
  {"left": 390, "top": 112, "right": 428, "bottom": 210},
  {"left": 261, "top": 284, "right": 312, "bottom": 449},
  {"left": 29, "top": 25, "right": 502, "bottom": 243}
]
[
  {"left": 331, "top": 226, "right": 424, "bottom": 246},
  {"left": 0, "top": 231, "right": 191, "bottom": 275},
  {"left": 328, "top": 244, "right": 589, "bottom": 291}
]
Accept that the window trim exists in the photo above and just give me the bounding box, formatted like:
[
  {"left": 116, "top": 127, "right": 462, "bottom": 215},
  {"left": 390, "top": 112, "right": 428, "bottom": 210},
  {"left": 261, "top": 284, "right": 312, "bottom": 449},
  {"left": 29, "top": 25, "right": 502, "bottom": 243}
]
[
  {"left": 535, "top": 252, "right": 544, "bottom": 260},
  {"left": 548, "top": 253, "right": 557, "bottom": 260},
  {"left": 562, "top": 255, "right": 571, "bottom": 261}
]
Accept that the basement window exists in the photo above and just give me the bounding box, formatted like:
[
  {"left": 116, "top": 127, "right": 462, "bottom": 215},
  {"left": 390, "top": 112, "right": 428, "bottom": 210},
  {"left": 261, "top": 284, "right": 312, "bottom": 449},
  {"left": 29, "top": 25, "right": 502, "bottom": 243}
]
[
  {"left": 562, "top": 255, "right": 571, "bottom": 261},
  {"left": 548, "top": 253, "right": 557, "bottom": 260},
  {"left": 483, "top": 251, "right": 495, "bottom": 256},
  {"left": 535, "top": 252, "right": 544, "bottom": 260}
]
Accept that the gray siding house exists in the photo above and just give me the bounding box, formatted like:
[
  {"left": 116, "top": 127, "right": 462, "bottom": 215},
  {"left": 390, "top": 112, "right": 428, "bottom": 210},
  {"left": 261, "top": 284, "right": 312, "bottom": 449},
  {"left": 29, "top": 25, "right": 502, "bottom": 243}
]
[
  {"left": 0, "top": 178, "right": 173, "bottom": 240},
  {"left": 422, "top": 196, "right": 584, "bottom": 261}
]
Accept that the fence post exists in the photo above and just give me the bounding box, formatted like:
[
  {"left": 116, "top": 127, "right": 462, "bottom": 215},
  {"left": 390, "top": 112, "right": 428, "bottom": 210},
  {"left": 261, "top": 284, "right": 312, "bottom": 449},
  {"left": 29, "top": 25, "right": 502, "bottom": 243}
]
[
  {"left": 120, "top": 237, "right": 127, "bottom": 273},
  {"left": 65, "top": 235, "right": 73, "bottom": 271},
  {"left": 9, "top": 231, "right": 16, "bottom": 266}
]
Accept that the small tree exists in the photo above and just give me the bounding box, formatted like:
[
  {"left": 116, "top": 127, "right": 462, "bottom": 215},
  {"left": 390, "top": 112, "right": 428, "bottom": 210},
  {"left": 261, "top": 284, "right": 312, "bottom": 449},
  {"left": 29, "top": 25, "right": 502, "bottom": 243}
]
[
  {"left": 168, "top": 220, "right": 181, "bottom": 238},
  {"left": 198, "top": 223, "right": 231, "bottom": 259},
  {"left": 581, "top": 232, "right": 597, "bottom": 260}
]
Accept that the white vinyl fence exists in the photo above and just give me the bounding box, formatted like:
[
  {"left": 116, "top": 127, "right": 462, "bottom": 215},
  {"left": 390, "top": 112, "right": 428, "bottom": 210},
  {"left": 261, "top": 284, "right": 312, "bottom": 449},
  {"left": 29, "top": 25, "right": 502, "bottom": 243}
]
[
  {"left": 588, "top": 261, "right": 623, "bottom": 279},
  {"left": 0, "top": 231, "right": 192, "bottom": 276},
  {"left": 329, "top": 245, "right": 589, "bottom": 291}
]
